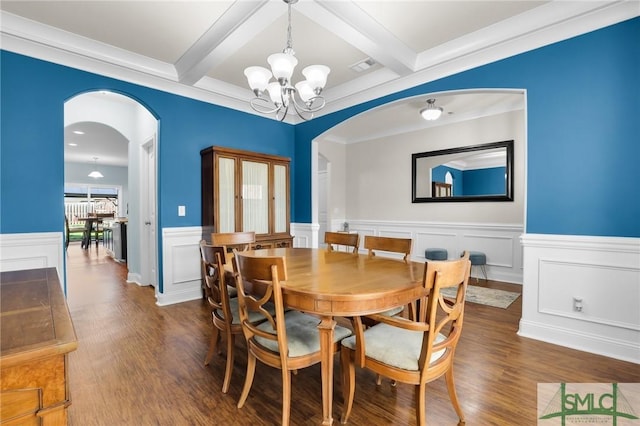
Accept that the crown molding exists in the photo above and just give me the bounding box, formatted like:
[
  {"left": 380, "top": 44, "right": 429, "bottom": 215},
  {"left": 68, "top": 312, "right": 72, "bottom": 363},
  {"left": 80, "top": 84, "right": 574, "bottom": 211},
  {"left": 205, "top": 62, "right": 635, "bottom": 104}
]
[{"left": 1, "top": 2, "right": 637, "bottom": 125}]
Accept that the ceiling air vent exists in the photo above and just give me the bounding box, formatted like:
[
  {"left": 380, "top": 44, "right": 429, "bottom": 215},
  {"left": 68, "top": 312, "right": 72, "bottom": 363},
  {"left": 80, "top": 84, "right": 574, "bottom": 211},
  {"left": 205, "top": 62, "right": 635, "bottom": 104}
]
[{"left": 350, "top": 58, "right": 376, "bottom": 72}]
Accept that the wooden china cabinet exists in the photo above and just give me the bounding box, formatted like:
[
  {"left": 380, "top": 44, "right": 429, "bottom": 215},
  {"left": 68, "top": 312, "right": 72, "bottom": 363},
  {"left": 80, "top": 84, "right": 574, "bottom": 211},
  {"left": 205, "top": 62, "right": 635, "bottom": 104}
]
[{"left": 201, "top": 146, "right": 293, "bottom": 248}]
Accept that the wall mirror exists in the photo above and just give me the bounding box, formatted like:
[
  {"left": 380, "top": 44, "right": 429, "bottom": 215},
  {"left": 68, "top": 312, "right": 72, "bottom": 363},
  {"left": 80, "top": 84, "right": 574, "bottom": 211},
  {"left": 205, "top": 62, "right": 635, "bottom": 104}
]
[{"left": 412, "top": 140, "right": 514, "bottom": 202}]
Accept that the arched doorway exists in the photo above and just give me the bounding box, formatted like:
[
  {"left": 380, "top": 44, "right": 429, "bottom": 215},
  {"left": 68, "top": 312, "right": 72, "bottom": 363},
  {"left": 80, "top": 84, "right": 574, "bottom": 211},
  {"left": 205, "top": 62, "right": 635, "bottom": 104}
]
[{"left": 64, "top": 91, "right": 159, "bottom": 292}]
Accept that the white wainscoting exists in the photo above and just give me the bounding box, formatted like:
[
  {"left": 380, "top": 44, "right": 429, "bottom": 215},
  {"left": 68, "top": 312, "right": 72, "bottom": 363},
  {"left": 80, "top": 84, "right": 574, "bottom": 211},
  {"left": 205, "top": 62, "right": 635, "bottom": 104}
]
[
  {"left": 519, "top": 233, "right": 640, "bottom": 363},
  {"left": 158, "top": 227, "right": 204, "bottom": 306},
  {"left": 0, "top": 232, "right": 65, "bottom": 285},
  {"left": 329, "top": 220, "right": 524, "bottom": 284}
]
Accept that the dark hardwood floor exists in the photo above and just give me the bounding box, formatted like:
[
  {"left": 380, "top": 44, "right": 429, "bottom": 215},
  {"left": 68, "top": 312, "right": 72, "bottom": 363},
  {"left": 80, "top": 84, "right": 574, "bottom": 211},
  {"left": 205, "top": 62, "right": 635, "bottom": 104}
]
[{"left": 65, "top": 243, "right": 639, "bottom": 425}]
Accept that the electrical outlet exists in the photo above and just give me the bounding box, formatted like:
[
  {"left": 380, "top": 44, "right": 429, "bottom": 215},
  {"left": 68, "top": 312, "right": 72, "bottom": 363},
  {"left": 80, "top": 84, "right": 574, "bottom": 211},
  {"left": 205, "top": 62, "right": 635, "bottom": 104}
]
[
  {"left": 572, "top": 297, "right": 583, "bottom": 312},
  {"left": 178, "top": 205, "right": 186, "bottom": 217}
]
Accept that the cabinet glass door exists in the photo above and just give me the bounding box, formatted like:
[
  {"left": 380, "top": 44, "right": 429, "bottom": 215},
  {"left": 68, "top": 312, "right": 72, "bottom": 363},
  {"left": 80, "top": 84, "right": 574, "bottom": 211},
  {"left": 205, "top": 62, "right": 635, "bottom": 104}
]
[
  {"left": 273, "top": 164, "right": 287, "bottom": 233},
  {"left": 218, "top": 157, "right": 235, "bottom": 233},
  {"left": 242, "top": 160, "right": 269, "bottom": 234}
]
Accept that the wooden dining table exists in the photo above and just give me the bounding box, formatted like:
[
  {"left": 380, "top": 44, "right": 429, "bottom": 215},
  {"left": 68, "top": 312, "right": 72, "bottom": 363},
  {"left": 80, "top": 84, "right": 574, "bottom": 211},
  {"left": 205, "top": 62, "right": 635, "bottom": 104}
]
[{"left": 239, "top": 247, "right": 426, "bottom": 425}]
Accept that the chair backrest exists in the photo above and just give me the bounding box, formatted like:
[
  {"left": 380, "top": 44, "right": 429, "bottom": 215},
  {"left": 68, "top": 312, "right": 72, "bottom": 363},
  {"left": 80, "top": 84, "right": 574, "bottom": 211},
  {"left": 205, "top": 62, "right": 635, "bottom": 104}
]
[
  {"left": 199, "top": 240, "right": 231, "bottom": 316},
  {"left": 363, "top": 235, "right": 412, "bottom": 263},
  {"left": 232, "top": 250, "right": 289, "bottom": 360},
  {"left": 324, "top": 232, "right": 359, "bottom": 254},
  {"left": 418, "top": 253, "right": 471, "bottom": 372},
  {"left": 211, "top": 231, "right": 256, "bottom": 253}
]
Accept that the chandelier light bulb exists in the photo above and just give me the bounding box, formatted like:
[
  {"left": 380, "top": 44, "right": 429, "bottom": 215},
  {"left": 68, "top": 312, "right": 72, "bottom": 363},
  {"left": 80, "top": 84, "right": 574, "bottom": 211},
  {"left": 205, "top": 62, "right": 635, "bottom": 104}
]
[
  {"left": 302, "top": 65, "right": 330, "bottom": 92},
  {"left": 244, "top": 66, "right": 272, "bottom": 94},
  {"left": 295, "top": 81, "right": 314, "bottom": 103},
  {"left": 267, "top": 52, "right": 298, "bottom": 84}
]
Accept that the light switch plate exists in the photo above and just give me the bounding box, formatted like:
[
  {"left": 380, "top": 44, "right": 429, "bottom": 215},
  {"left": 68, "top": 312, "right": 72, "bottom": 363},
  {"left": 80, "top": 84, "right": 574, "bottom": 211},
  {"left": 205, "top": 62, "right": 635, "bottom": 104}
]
[{"left": 178, "top": 205, "right": 186, "bottom": 216}]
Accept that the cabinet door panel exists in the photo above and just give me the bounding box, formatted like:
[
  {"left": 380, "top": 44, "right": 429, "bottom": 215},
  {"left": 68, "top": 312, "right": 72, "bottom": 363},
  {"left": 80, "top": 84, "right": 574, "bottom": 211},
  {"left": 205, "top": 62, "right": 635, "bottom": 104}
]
[
  {"left": 218, "top": 157, "right": 236, "bottom": 233},
  {"left": 242, "top": 160, "right": 269, "bottom": 234},
  {"left": 273, "top": 164, "right": 288, "bottom": 234}
]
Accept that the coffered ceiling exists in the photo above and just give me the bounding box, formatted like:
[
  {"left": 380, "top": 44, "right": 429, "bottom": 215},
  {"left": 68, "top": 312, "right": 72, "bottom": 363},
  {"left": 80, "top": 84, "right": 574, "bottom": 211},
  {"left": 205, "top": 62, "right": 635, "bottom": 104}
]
[
  {"left": 2, "top": 1, "right": 635, "bottom": 123},
  {"left": 1, "top": 1, "right": 636, "bottom": 166}
]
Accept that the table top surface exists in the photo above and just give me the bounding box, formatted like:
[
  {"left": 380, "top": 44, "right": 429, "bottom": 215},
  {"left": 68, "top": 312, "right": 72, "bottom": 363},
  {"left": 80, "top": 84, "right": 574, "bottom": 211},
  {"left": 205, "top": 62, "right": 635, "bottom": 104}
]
[
  {"left": 0, "top": 268, "right": 78, "bottom": 366},
  {"left": 239, "top": 247, "right": 426, "bottom": 316}
]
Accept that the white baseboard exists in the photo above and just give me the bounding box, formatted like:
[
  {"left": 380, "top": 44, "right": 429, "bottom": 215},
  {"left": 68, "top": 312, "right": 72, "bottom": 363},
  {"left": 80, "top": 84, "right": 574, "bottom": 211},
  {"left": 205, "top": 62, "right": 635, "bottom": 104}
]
[{"left": 520, "top": 233, "right": 640, "bottom": 364}]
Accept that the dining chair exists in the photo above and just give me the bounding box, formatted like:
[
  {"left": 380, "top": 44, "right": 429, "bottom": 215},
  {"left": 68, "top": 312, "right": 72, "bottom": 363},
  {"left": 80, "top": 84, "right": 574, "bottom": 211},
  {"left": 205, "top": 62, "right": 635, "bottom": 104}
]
[
  {"left": 363, "top": 235, "right": 414, "bottom": 319},
  {"left": 232, "top": 250, "right": 352, "bottom": 426},
  {"left": 340, "top": 253, "right": 472, "bottom": 426},
  {"left": 325, "top": 231, "right": 359, "bottom": 254},
  {"left": 364, "top": 235, "right": 412, "bottom": 263},
  {"left": 211, "top": 231, "right": 256, "bottom": 254},
  {"left": 199, "top": 240, "right": 269, "bottom": 393}
]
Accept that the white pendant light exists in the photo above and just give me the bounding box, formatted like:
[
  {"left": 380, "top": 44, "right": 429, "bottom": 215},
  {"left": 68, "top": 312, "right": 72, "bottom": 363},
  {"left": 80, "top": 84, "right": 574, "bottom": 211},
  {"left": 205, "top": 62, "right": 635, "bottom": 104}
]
[
  {"left": 88, "top": 157, "right": 104, "bottom": 179},
  {"left": 244, "top": 0, "right": 330, "bottom": 121},
  {"left": 420, "top": 99, "right": 444, "bottom": 121}
]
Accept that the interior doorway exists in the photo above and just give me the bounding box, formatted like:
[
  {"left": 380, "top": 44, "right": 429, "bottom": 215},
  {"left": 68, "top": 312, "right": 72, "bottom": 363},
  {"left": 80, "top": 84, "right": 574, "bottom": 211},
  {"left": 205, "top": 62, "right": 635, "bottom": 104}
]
[{"left": 64, "top": 91, "right": 158, "bottom": 291}]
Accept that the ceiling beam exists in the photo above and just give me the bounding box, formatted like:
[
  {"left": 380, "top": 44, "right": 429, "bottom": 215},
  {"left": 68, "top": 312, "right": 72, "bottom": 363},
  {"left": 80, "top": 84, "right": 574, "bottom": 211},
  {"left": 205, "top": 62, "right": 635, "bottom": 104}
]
[
  {"left": 297, "top": 0, "right": 416, "bottom": 77},
  {"left": 175, "top": 1, "right": 277, "bottom": 85}
]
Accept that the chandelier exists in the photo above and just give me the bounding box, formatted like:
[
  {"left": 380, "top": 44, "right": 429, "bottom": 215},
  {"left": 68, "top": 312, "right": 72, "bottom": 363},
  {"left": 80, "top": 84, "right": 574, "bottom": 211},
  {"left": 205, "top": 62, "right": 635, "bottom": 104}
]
[{"left": 244, "top": 0, "right": 330, "bottom": 121}]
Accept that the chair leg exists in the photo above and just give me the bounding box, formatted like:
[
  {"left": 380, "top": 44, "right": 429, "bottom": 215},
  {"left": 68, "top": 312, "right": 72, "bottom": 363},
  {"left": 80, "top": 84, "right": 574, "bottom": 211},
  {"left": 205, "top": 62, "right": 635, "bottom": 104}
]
[
  {"left": 281, "top": 369, "right": 291, "bottom": 426},
  {"left": 340, "top": 347, "right": 356, "bottom": 424},
  {"left": 415, "top": 383, "right": 427, "bottom": 426},
  {"left": 481, "top": 264, "right": 488, "bottom": 282},
  {"left": 221, "top": 332, "right": 235, "bottom": 394},
  {"left": 204, "top": 323, "right": 220, "bottom": 366},
  {"left": 445, "top": 367, "right": 465, "bottom": 424},
  {"left": 237, "top": 352, "right": 257, "bottom": 409}
]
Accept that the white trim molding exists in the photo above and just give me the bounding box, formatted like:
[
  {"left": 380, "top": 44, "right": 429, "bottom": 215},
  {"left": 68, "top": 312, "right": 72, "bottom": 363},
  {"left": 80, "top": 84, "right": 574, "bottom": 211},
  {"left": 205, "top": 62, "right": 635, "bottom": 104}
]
[
  {"left": 291, "top": 222, "right": 319, "bottom": 249},
  {"left": 519, "top": 233, "right": 640, "bottom": 364},
  {"left": 0, "top": 232, "right": 65, "bottom": 287},
  {"left": 158, "top": 226, "right": 204, "bottom": 306},
  {"left": 330, "top": 219, "right": 524, "bottom": 284},
  {"left": 158, "top": 224, "right": 314, "bottom": 307}
]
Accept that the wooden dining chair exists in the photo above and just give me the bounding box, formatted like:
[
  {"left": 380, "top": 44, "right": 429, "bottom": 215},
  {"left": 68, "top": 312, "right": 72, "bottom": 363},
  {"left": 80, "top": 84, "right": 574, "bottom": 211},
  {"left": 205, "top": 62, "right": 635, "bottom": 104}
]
[
  {"left": 325, "top": 231, "right": 359, "bottom": 254},
  {"left": 340, "top": 253, "right": 471, "bottom": 426},
  {"left": 199, "top": 240, "right": 269, "bottom": 393},
  {"left": 362, "top": 235, "right": 414, "bottom": 318},
  {"left": 211, "top": 231, "right": 256, "bottom": 254},
  {"left": 232, "top": 250, "right": 352, "bottom": 426},
  {"left": 364, "top": 235, "right": 412, "bottom": 263}
]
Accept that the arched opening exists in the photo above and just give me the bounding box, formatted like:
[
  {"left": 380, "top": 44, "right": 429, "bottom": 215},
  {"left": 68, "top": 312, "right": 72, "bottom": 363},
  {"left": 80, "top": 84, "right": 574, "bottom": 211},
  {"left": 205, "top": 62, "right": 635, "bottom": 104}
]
[{"left": 64, "top": 90, "right": 159, "bottom": 297}]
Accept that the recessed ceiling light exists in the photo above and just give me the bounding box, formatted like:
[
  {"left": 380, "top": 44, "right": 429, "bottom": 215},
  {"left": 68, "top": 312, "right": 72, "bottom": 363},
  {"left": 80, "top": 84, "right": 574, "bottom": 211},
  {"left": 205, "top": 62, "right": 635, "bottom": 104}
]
[
  {"left": 68, "top": 143, "right": 78, "bottom": 147},
  {"left": 73, "top": 130, "right": 84, "bottom": 135}
]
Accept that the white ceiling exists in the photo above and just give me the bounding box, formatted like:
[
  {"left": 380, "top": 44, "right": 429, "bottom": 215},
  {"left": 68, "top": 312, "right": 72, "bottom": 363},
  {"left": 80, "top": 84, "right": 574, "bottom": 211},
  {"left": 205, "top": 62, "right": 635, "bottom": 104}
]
[{"left": 1, "top": 0, "right": 636, "bottom": 165}]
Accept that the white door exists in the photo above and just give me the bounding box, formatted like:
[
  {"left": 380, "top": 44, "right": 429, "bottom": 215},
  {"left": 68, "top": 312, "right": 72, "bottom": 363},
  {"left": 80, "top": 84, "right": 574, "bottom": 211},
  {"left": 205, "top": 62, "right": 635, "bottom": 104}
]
[{"left": 141, "top": 138, "right": 157, "bottom": 288}]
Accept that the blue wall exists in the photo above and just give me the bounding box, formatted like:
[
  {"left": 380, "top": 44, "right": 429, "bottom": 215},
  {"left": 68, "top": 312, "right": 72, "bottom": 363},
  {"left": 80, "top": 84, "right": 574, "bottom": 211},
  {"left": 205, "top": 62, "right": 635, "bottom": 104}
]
[
  {"left": 295, "top": 17, "right": 640, "bottom": 237},
  {"left": 432, "top": 166, "right": 463, "bottom": 195},
  {"left": 1, "top": 18, "right": 639, "bottom": 283},
  {"left": 1, "top": 52, "right": 295, "bottom": 236},
  {"left": 463, "top": 167, "right": 506, "bottom": 196}
]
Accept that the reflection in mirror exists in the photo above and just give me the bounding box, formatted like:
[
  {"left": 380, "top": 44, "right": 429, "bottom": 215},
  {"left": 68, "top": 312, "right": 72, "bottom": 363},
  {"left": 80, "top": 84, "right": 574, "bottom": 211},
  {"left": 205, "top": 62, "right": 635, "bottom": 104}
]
[{"left": 412, "top": 140, "right": 513, "bottom": 202}]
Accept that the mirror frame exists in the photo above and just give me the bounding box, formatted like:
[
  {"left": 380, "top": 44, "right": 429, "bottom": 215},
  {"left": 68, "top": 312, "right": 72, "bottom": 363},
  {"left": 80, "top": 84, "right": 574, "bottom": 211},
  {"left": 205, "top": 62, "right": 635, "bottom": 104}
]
[{"left": 411, "top": 140, "right": 514, "bottom": 203}]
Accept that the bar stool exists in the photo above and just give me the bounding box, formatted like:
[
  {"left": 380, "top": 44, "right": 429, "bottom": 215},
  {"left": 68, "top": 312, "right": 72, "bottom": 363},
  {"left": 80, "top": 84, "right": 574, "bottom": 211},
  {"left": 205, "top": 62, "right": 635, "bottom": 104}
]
[
  {"left": 468, "top": 251, "right": 487, "bottom": 283},
  {"left": 425, "top": 248, "right": 448, "bottom": 260}
]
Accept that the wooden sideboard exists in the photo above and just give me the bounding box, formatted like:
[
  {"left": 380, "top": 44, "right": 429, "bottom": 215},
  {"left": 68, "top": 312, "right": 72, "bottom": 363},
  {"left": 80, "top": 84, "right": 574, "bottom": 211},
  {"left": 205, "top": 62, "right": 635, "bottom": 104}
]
[{"left": 0, "top": 268, "right": 78, "bottom": 425}]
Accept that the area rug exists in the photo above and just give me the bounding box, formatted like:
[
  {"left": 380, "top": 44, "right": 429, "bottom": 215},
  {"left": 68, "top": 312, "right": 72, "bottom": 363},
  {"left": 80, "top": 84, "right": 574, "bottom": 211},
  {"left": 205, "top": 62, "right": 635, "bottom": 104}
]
[{"left": 440, "top": 285, "right": 520, "bottom": 309}]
